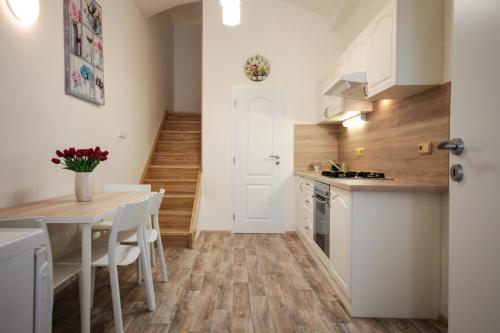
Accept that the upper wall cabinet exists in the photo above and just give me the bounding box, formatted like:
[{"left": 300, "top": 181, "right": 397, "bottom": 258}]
[{"left": 366, "top": 0, "right": 444, "bottom": 99}]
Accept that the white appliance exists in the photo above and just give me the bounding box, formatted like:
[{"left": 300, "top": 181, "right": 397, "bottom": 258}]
[
  {"left": 0, "top": 229, "right": 52, "bottom": 333},
  {"left": 322, "top": 71, "right": 369, "bottom": 100}
]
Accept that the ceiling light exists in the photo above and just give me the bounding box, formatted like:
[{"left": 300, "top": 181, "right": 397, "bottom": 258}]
[
  {"left": 220, "top": 0, "right": 240, "bottom": 26},
  {"left": 6, "top": 0, "right": 39, "bottom": 24},
  {"left": 342, "top": 114, "right": 367, "bottom": 129}
]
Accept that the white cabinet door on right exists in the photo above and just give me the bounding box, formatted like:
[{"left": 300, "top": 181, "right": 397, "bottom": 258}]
[
  {"left": 367, "top": 4, "right": 396, "bottom": 97},
  {"left": 330, "top": 188, "right": 351, "bottom": 295}
]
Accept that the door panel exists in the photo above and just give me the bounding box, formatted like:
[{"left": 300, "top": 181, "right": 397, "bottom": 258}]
[
  {"left": 233, "top": 88, "right": 284, "bottom": 234},
  {"left": 368, "top": 9, "right": 395, "bottom": 96},
  {"left": 330, "top": 191, "right": 351, "bottom": 295},
  {"left": 449, "top": 1, "right": 500, "bottom": 332}
]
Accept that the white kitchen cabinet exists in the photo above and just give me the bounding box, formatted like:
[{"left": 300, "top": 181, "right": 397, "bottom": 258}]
[
  {"left": 295, "top": 176, "right": 314, "bottom": 240},
  {"left": 317, "top": 65, "right": 344, "bottom": 123},
  {"left": 367, "top": 0, "right": 444, "bottom": 99},
  {"left": 295, "top": 177, "right": 443, "bottom": 319},
  {"left": 329, "top": 188, "right": 351, "bottom": 297}
]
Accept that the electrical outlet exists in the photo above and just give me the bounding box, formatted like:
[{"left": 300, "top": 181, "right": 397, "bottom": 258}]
[
  {"left": 418, "top": 142, "right": 432, "bottom": 154},
  {"left": 355, "top": 147, "right": 365, "bottom": 157}
]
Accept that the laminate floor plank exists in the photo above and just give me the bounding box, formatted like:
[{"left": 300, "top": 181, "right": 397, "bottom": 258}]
[{"left": 52, "top": 233, "right": 447, "bottom": 333}]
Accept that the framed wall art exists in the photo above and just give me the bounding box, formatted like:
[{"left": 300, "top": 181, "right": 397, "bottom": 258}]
[{"left": 64, "top": 0, "right": 105, "bottom": 105}]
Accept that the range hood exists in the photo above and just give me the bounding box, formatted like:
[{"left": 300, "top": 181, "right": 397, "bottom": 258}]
[{"left": 322, "top": 72, "right": 368, "bottom": 100}]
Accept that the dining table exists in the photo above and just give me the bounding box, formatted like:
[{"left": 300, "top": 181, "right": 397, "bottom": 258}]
[{"left": 0, "top": 191, "right": 151, "bottom": 333}]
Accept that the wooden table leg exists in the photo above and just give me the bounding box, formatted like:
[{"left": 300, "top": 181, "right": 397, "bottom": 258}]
[{"left": 80, "top": 224, "right": 92, "bottom": 333}]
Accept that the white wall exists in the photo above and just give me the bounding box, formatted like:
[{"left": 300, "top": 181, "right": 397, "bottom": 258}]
[
  {"left": 173, "top": 23, "right": 202, "bottom": 112},
  {"left": 0, "top": 0, "right": 168, "bottom": 225},
  {"left": 158, "top": 2, "right": 201, "bottom": 112},
  {"left": 200, "top": 0, "right": 337, "bottom": 232}
]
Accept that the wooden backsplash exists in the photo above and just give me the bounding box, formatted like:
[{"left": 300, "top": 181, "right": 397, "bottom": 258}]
[
  {"left": 338, "top": 83, "right": 450, "bottom": 186},
  {"left": 294, "top": 83, "right": 450, "bottom": 186},
  {"left": 294, "top": 125, "right": 339, "bottom": 172}
]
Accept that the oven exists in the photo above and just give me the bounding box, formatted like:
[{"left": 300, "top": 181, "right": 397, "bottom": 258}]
[{"left": 313, "top": 181, "right": 330, "bottom": 258}]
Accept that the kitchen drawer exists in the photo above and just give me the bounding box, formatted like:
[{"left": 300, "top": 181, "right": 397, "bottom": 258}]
[
  {"left": 300, "top": 179, "right": 314, "bottom": 194},
  {"left": 303, "top": 215, "right": 314, "bottom": 240},
  {"left": 304, "top": 194, "right": 314, "bottom": 211}
]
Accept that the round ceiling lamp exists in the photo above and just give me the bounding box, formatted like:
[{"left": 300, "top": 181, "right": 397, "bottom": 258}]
[{"left": 6, "top": 0, "right": 40, "bottom": 24}]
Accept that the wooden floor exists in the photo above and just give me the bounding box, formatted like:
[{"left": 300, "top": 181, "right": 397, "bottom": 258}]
[{"left": 52, "top": 233, "right": 447, "bottom": 333}]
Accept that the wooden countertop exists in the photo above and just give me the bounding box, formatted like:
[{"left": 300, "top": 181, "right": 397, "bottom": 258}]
[
  {"left": 295, "top": 171, "right": 448, "bottom": 193},
  {"left": 0, "top": 192, "right": 151, "bottom": 223}
]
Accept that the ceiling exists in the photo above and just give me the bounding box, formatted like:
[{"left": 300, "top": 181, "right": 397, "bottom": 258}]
[{"left": 135, "top": 0, "right": 360, "bottom": 25}]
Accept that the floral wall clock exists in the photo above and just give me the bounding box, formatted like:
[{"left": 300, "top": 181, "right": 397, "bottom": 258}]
[{"left": 245, "top": 55, "right": 271, "bottom": 82}]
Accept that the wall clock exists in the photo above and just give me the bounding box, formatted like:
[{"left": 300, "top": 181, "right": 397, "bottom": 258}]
[{"left": 245, "top": 55, "right": 270, "bottom": 82}]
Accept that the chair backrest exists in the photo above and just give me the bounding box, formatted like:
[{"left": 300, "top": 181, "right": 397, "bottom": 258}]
[
  {"left": 0, "top": 217, "right": 54, "bottom": 333},
  {"left": 111, "top": 196, "right": 151, "bottom": 235},
  {"left": 149, "top": 189, "right": 165, "bottom": 215},
  {"left": 104, "top": 184, "right": 151, "bottom": 193}
]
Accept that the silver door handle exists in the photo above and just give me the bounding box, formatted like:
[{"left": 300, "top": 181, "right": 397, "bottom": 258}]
[
  {"left": 438, "top": 138, "right": 464, "bottom": 155},
  {"left": 269, "top": 155, "right": 280, "bottom": 159}
]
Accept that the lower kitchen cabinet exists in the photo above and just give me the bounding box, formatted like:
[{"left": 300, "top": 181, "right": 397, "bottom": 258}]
[
  {"left": 329, "top": 187, "right": 351, "bottom": 297},
  {"left": 294, "top": 176, "right": 442, "bottom": 319},
  {"left": 295, "top": 176, "right": 314, "bottom": 240}
]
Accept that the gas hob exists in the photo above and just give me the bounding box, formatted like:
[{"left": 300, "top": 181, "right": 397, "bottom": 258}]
[{"left": 321, "top": 171, "right": 386, "bottom": 179}]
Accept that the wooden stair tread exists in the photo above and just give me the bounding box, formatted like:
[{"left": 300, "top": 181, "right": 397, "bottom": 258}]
[
  {"left": 161, "top": 130, "right": 201, "bottom": 134},
  {"left": 157, "top": 140, "right": 201, "bottom": 144},
  {"left": 165, "top": 120, "right": 201, "bottom": 123},
  {"left": 145, "top": 178, "right": 198, "bottom": 183},
  {"left": 149, "top": 164, "right": 200, "bottom": 169},
  {"left": 160, "top": 227, "right": 191, "bottom": 236},
  {"left": 167, "top": 111, "right": 201, "bottom": 116},
  {"left": 159, "top": 210, "right": 192, "bottom": 216},
  {"left": 153, "top": 150, "right": 200, "bottom": 155},
  {"left": 164, "top": 194, "right": 195, "bottom": 199}
]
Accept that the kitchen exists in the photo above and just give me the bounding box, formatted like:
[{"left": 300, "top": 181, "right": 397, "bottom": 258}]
[
  {"left": 0, "top": 0, "right": 499, "bottom": 332},
  {"left": 292, "top": 0, "right": 450, "bottom": 321}
]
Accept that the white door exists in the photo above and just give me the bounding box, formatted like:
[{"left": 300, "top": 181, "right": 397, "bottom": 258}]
[
  {"left": 448, "top": 1, "right": 500, "bottom": 332},
  {"left": 233, "top": 87, "right": 284, "bottom": 234}
]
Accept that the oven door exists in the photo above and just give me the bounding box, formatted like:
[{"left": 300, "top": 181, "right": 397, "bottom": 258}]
[{"left": 313, "top": 194, "right": 330, "bottom": 258}]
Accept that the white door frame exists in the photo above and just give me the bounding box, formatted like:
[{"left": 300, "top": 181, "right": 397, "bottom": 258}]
[{"left": 231, "top": 86, "right": 285, "bottom": 234}]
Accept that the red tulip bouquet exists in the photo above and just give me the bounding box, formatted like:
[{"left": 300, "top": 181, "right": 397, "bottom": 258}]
[
  {"left": 51, "top": 146, "right": 109, "bottom": 202},
  {"left": 51, "top": 146, "right": 109, "bottom": 172}
]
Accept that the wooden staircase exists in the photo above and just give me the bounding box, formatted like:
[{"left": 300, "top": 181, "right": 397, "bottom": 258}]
[{"left": 142, "top": 111, "right": 201, "bottom": 248}]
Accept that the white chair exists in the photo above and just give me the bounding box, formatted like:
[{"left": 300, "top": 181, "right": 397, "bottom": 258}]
[
  {"left": 0, "top": 217, "right": 54, "bottom": 333},
  {"left": 92, "top": 184, "right": 151, "bottom": 232},
  {"left": 122, "top": 189, "right": 168, "bottom": 282},
  {"left": 96, "top": 184, "right": 168, "bottom": 283},
  {"left": 57, "top": 197, "right": 156, "bottom": 333}
]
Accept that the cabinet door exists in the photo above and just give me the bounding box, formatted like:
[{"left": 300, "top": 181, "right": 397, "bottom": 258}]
[
  {"left": 346, "top": 40, "right": 368, "bottom": 73},
  {"left": 367, "top": 3, "right": 396, "bottom": 97},
  {"left": 295, "top": 178, "right": 305, "bottom": 230},
  {"left": 330, "top": 189, "right": 351, "bottom": 294}
]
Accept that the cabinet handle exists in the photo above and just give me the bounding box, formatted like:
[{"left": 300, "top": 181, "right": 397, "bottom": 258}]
[
  {"left": 305, "top": 226, "right": 310, "bottom": 231},
  {"left": 324, "top": 107, "right": 329, "bottom": 118}
]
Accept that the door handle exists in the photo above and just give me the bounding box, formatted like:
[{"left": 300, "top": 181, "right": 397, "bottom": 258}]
[
  {"left": 269, "top": 155, "right": 280, "bottom": 159},
  {"left": 438, "top": 138, "right": 464, "bottom": 155}
]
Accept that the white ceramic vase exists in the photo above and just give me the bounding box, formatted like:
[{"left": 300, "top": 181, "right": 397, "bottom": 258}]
[{"left": 75, "top": 172, "right": 94, "bottom": 202}]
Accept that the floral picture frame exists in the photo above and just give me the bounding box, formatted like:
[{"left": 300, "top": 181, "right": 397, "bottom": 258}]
[{"left": 64, "top": 0, "right": 105, "bottom": 105}]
